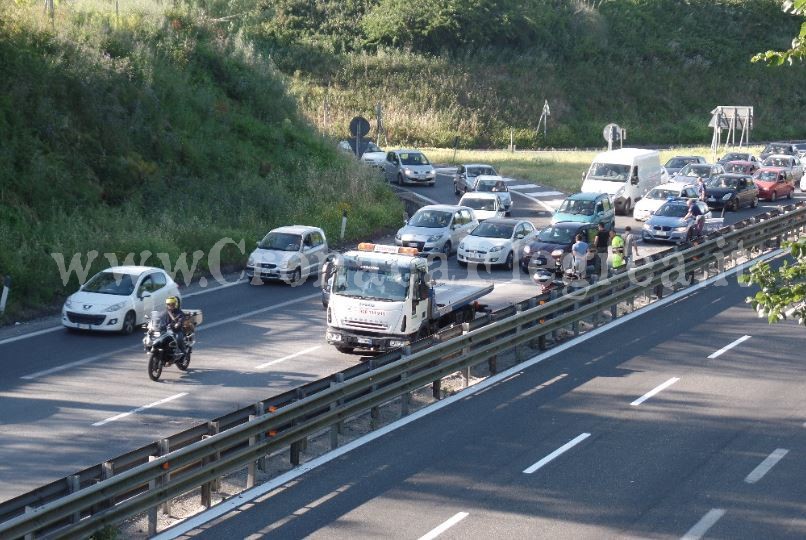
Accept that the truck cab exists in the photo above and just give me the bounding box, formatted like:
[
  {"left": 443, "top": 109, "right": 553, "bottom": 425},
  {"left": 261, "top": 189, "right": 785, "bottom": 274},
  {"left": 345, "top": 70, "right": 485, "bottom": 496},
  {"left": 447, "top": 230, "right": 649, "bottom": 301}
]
[{"left": 324, "top": 243, "right": 492, "bottom": 353}]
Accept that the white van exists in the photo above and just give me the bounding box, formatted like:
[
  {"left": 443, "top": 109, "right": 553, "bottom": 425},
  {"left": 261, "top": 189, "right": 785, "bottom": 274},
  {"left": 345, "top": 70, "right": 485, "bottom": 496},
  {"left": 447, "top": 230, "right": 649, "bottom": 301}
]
[{"left": 580, "top": 148, "right": 667, "bottom": 215}]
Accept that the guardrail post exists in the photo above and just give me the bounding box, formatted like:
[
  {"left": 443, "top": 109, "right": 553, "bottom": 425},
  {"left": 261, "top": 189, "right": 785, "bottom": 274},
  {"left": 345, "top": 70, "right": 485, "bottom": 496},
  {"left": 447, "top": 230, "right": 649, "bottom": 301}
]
[
  {"left": 248, "top": 414, "right": 258, "bottom": 488},
  {"left": 255, "top": 402, "right": 267, "bottom": 472},
  {"left": 159, "top": 438, "right": 171, "bottom": 515},
  {"left": 210, "top": 421, "right": 221, "bottom": 491},
  {"left": 291, "top": 390, "right": 304, "bottom": 466},
  {"left": 430, "top": 334, "right": 443, "bottom": 400},
  {"left": 68, "top": 475, "right": 80, "bottom": 524},
  {"left": 366, "top": 358, "right": 382, "bottom": 429},
  {"left": 148, "top": 456, "right": 158, "bottom": 536},
  {"left": 335, "top": 373, "right": 345, "bottom": 434},
  {"left": 329, "top": 379, "right": 341, "bottom": 449},
  {"left": 24, "top": 506, "right": 33, "bottom": 540},
  {"left": 514, "top": 305, "right": 524, "bottom": 360},
  {"left": 401, "top": 345, "right": 412, "bottom": 416},
  {"left": 461, "top": 324, "right": 471, "bottom": 387},
  {"left": 571, "top": 300, "right": 580, "bottom": 336}
]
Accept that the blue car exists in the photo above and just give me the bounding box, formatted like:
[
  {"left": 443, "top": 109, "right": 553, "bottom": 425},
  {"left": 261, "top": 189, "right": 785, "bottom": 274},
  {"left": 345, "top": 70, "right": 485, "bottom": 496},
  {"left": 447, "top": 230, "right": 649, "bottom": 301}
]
[
  {"left": 552, "top": 192, "right": 615, "bottom": 230},
  {"left": 642, "top": 198, "right": 711, "bottom": 244}
]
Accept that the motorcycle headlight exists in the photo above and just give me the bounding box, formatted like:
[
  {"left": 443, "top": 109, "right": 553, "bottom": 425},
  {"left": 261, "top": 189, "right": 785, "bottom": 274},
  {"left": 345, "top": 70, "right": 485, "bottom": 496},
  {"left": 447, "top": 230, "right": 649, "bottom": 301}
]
[
  {"left": 427, "top": 234, "right": 444, "bottom": 242},
  {"left": 722, "top": 193, "right": 732, "bottom": 201},
  {"left": 105, "top": 301, "right": 126, "bottom": 313}
]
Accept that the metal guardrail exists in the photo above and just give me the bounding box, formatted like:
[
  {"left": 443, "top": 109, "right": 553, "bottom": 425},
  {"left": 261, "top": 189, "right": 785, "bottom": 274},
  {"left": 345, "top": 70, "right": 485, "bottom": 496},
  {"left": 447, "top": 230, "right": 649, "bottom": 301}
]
[{"left": 1, "top": 202, "right": 805, "bottom": 539}]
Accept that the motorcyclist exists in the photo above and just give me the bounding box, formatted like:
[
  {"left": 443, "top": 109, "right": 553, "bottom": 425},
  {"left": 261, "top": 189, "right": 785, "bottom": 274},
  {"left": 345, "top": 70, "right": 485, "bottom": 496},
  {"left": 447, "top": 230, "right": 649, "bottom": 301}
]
[{"left": 159, "top": 296, "right": 186, "bottom": 355}]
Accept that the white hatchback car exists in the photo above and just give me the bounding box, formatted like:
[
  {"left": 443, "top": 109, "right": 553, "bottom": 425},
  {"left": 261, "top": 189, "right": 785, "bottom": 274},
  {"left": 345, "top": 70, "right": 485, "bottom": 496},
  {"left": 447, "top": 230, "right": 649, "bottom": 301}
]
[
  {"left": 457, "top": 218, "right": 536, "bottom": 270},
  {"left": 458, "top": 192, "right": 505, "bottom": 221},
  {"left": 632, "top": 182, "right": 699, "bottom": 221},
  {"left": 246, "top": 225, "right": 328, "bottom": 285},
  {"left": 62, "top": 266, "right": 181, "bottom": 334}
]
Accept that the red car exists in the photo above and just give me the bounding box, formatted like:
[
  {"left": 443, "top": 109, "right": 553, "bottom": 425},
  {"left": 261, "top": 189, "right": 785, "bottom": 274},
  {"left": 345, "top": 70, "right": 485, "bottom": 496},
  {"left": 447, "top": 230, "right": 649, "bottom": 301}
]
[
  {"left": 724, "top": 160, "right": 760, "bottom": 175},
  {"left": 752, "top": 167, "right": 795, "bottom": 201}
]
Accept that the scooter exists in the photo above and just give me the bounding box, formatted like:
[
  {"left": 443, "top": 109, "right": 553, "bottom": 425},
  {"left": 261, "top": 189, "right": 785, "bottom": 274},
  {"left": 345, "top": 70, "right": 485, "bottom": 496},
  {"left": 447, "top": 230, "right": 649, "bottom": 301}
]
[{"left": 143, "top": 309, "right": 202, "bottom": 381}]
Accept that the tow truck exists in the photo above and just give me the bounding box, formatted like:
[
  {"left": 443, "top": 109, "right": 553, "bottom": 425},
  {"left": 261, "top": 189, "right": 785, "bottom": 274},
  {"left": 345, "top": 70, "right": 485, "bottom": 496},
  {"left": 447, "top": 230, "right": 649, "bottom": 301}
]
[{"left": 323, "top": 243, "right": 494, "bottom": 353}]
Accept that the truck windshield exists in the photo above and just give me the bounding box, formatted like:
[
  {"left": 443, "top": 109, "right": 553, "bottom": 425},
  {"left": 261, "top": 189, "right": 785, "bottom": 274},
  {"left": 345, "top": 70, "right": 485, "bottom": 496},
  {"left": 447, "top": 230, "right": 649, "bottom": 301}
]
[
  {"left": 587, "top": 163, "right": 631, "bottom": 181},
  {"left": 333, "top": 266, "right": 410, "bottom": 302}
]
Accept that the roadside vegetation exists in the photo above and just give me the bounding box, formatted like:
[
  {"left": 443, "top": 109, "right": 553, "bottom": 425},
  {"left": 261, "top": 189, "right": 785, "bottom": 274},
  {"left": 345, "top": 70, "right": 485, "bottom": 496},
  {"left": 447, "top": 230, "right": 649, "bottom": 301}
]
[
  {"left": 0, "top": 1, "right": 401, "bottom": 321},
  {"left": 258, "top": 0, "right": 805, "bottom": 148}
]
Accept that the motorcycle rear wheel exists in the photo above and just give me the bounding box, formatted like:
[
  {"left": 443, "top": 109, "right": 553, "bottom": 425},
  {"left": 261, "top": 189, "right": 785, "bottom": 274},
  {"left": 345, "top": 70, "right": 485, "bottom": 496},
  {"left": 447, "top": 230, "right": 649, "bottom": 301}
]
[
  {"left": 148, "top": 352, "right": 163, "bottom": 381},
  {"left": 176, "top": 350, "right": 191, "bottom": 371}
]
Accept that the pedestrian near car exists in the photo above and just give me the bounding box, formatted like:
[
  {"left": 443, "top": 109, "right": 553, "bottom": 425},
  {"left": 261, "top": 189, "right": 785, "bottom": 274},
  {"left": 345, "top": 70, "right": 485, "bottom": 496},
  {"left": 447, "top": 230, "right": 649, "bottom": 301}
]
[
  {"left": 608, "top": 230, "right": 626, "bottom": 274},
  {"left": 593, "top": 222, "right": 610, "bottom": 277},
  {"left": 696, "top": 176, "right": 707, "bottom": 201},
  {"left": 571, "top": 234, "right": 589, "bottom": 277},
  {"left": 623, "top": 226, "right": 639, "bottom": 266},
  {"left": 684, "top": 198, "right": 704, "bottom": 237}
]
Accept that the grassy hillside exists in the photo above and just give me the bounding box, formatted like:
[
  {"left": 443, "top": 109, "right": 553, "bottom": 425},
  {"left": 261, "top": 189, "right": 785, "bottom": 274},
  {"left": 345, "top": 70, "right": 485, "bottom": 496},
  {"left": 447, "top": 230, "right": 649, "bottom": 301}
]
[
  {"left": 255, "top": 0, "right": 806, "bottom": 148},
  {"left": 0, "top": 1, "right": 401, "bottom": 320}
]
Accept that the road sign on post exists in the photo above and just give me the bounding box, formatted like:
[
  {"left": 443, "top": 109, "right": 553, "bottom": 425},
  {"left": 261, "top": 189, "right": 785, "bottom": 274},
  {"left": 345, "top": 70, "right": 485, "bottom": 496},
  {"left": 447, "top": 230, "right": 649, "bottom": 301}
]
[
  {"left": 349, "top": 116, "right": 371, "bottom": 157},
  {"left": 603, "top": 123, "right": 625, "bottom": 151}
]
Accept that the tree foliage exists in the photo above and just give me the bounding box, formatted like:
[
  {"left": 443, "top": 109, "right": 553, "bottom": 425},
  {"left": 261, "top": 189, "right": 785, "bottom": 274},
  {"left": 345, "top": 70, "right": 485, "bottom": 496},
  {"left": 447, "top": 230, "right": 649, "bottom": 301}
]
[
  {"left": 753, "top": 0, "right": 806, "bottom": 64},
  {"left": 741, "top": 239, "right": 806, "bottom": 326}
]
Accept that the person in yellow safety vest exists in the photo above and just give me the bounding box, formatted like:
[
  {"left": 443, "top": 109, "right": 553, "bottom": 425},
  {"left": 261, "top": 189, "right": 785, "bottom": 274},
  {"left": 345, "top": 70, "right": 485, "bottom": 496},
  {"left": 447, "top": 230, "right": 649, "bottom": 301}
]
[{"left": 608, "top": 230, "right": 626, "bottom": 274}]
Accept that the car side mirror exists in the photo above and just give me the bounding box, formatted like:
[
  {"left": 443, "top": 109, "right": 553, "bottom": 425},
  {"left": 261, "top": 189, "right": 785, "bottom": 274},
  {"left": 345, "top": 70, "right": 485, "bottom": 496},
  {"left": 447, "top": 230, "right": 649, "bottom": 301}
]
[{"left": 630, "top": 176, "right": 639, "bottom": 185}]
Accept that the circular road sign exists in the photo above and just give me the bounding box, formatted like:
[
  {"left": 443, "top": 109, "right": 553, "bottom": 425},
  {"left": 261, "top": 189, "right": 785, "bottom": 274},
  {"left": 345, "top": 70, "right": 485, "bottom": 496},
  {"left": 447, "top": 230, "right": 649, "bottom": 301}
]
[{"left": 349, "top": 116, "right": 371, "bottom": 138}]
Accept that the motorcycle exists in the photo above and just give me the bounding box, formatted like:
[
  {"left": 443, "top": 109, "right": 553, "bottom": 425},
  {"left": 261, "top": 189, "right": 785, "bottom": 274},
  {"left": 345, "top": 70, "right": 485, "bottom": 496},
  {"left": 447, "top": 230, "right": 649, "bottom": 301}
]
[{"left": 143, "top": 309, "right": 202, "bottom": 381}]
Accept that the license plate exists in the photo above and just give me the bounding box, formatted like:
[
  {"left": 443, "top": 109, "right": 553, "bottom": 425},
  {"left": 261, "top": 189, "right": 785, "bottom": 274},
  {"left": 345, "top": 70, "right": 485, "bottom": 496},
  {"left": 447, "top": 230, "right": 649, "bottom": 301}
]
[
  {"left": 356, "top": 337, "right": 372, "bottom": 345},
  {"left": 469, "top": 257, "right": 485, "bottom": 262},
  {"left": 406, "top": 242, "right": 418, "bottom": 247},
  {"left": 656, "top": 231, "right": 667, "bottom": 237}
]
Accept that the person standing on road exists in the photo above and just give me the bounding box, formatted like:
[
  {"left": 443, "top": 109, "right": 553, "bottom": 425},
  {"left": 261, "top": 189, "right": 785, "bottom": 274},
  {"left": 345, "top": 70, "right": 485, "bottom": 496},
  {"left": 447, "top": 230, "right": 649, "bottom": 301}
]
[
  {"left": 594, "top": 222, "right": 610, "bottom": 277},
  {"left": 571, "top": 234, "right": 589, "bottom": 277},
  {"left": 684, "top": 198, "right": 704, "bottom": 237},
  {"left": 608, "top": 230, "right": 626, "bottom": 274},
  {"left": 623, "top": 226, "right": 639, "bottom": 266},
  {"left": 696, "top": 176, "right": 707, "bottom": 201}
]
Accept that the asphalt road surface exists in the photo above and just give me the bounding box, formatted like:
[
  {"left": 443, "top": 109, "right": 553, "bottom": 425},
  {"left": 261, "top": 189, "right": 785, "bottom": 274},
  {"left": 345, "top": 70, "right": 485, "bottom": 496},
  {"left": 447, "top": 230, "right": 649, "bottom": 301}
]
[
  {"left": 172, "top": 276, "right": 806, "bottom": 540},
  {"left": 0, "top": 171, "right": 801, "bottom": 504}
]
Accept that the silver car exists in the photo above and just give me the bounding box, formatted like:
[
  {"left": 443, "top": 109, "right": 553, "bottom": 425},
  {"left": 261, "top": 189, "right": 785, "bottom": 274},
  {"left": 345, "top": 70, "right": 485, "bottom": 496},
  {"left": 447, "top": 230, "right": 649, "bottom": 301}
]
[
  {"left": 453, "top": 163, "right": 498, "bottom": 194},
  {"left": 395, "top": 204, "right": 478, "bottom": 256},
  {"left": 384, "top": 149, "right": 436, "bottom": 186}
]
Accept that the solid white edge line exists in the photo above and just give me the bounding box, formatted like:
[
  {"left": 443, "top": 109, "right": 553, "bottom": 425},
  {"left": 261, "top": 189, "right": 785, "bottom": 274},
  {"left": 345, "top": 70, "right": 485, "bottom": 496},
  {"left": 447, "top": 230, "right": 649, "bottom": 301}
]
[
  {"left": 744, "top": 448, "right": 789, "bottom": 484},
  {"left": 153, "top": 250, "right": 780, "bottom": 539},
  {"left": 0, "top": 326, "right": 63, "bottom": 346},
  {"left": 681, "top": 508, "right": 726, "bottom": 540},
  {"left": 255, "top": 345, "right": 322, "bottom": 370},
  {"left": 707, "top": 334, "right": 751, "bottom": 359},
  {"left": 20, "top": 293, "right": 321, "bottom": 380},
  {"left": 631, "top": 377, "right": 680, "bottom": 407},
  {"left": 392, "top": 186, "right": 440, "bottom": 206},
  {"left": 523, "top": 432, "right": 591, "bottom": 474},
  {"left": 92, "top": 392, "right": 189, "bottom": 427},
  {"left": 417, "top": 512, "right": 469, "bottom": 540}
]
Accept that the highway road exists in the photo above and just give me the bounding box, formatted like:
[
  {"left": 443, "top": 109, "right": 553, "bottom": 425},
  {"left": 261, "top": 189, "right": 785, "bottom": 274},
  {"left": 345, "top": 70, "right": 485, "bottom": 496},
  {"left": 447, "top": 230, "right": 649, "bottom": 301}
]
[
  {"left": 170, "top": 276, "right": 806, "bottom": 540},
  {"left": 0, "top": 170, "right": 801, "bottom": 504}
]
